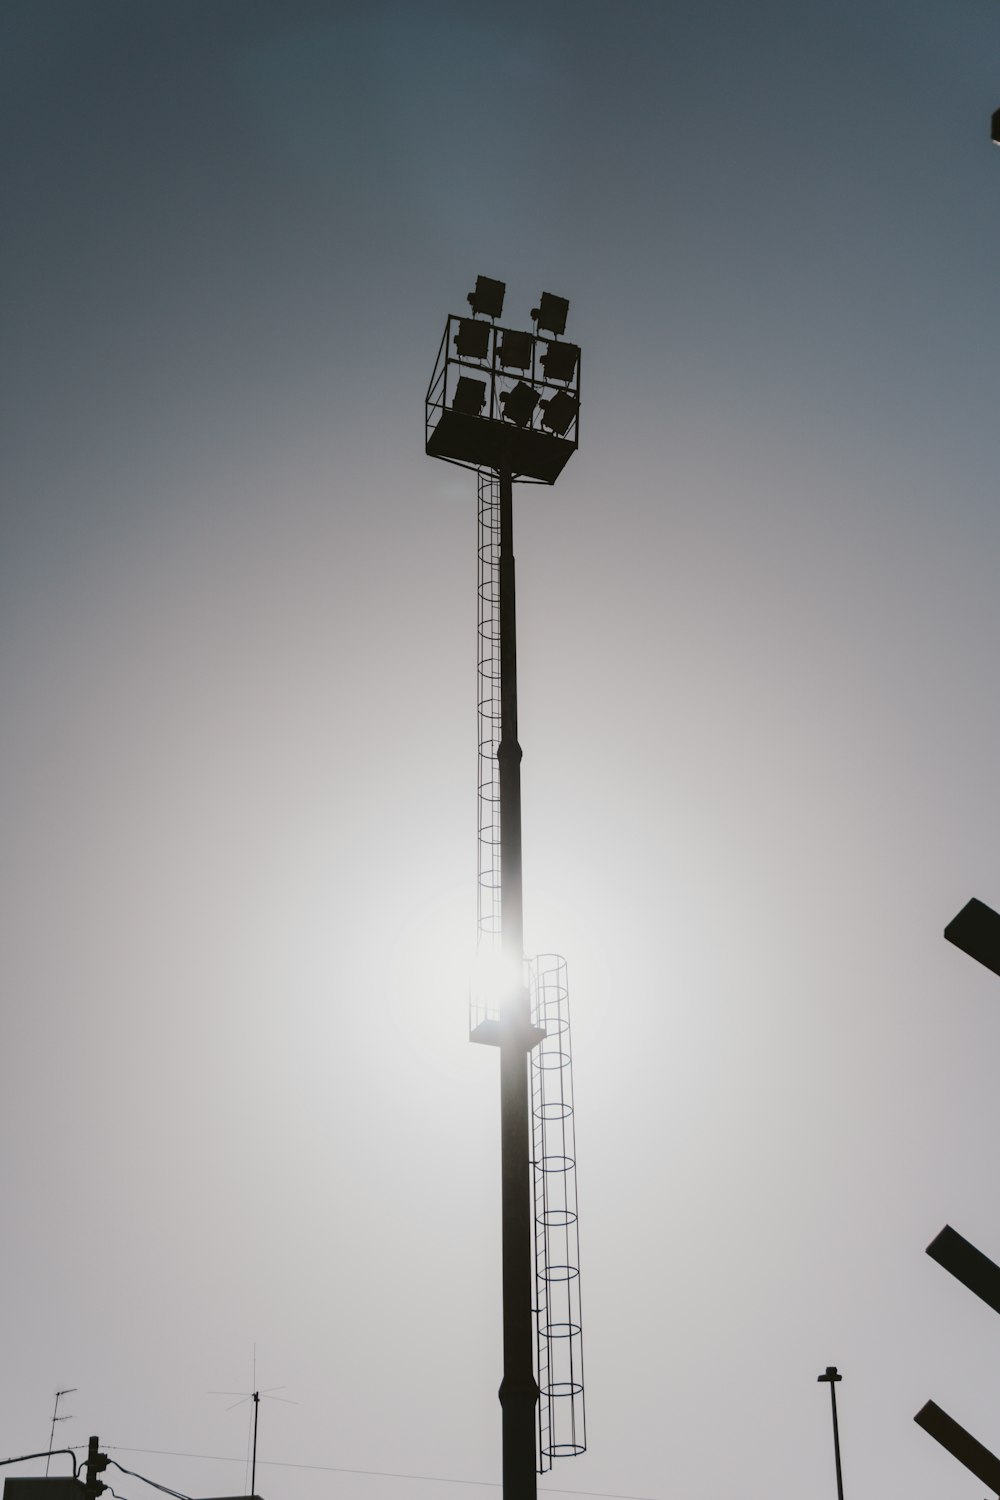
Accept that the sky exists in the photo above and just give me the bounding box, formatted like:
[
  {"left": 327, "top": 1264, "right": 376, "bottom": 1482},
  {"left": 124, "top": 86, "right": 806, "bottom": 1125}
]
[{"left": 3, "top": 3, "right": 1000, "bottom": 1499}]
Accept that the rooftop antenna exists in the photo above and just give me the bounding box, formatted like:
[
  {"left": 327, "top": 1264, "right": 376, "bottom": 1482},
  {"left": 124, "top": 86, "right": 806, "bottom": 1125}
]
[
  {"left": 426, "top": 284, "right": 585, "bottom": 1500},
  {"left": 211, "top": 1351, "right": 296, "bottom": 1497},
  {"left": 45, "top": 1389, "right": 77, "bottom": 1476}
]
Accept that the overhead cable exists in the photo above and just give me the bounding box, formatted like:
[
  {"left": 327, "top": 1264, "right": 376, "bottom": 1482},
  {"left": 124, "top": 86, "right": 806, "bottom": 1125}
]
[
  {"left": 107, "top": 1460, "right": 191, "bottom": 1500},
  {"left": 106, "top": 1447, "right": 667, "bottom": 1500}
]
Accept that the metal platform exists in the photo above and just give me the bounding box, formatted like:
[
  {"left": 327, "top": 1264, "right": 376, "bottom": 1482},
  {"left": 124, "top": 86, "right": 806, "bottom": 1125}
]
[
  {"left": 427, "top": 409, "right": 574, "bottom": 484},
  {"left": 426, "top": 314, "right": 579, "bottom": 484}
]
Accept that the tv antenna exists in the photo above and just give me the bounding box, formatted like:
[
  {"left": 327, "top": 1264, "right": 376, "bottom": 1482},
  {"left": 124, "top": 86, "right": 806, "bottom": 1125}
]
[
  {"left": 210, "top": 1355, "right": 295, "bottom": 1497},
  {"left": 45, "top": 1389, "right": 77, "bottom": 1476}
]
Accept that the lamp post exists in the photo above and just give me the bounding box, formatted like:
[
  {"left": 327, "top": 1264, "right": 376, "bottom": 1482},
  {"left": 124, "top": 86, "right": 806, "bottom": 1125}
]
[{"left": 817, "top": 1366, "right": 845, "bottom": 1500}]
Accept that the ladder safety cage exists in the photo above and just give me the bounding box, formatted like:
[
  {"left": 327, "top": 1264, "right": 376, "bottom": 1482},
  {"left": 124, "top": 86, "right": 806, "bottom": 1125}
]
[
  {"left": 531, "top": 953, "right": 586, "bottom": 1468},
  {"left": 470, "top": 469, "right": 502, "bottom": 1037}
]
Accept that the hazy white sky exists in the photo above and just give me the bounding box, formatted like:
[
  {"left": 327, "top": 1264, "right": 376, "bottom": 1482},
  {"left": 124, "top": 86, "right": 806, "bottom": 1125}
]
[{"left": 3, "top": 4, "right": 1000, "bottom": 1500}]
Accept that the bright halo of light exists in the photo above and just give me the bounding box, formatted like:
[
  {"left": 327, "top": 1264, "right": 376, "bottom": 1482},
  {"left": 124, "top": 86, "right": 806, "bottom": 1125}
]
[{"left": 469, "top": 943, "right": 526, "bottom": 1018}]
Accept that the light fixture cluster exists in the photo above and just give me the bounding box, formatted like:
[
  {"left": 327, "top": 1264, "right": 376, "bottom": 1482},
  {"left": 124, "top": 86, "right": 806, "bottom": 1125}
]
[{"left": 451, "top": 275, "right": 580, "bottom": 440}]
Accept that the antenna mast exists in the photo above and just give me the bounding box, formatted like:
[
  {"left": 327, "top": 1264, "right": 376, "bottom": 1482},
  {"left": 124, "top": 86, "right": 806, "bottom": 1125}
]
[
  {"left": 211, "top": 1362, "right": 295, "bottom": 1496},
  {"left": 45, "top": 1389, "right": 77, "bottom": 1477}
]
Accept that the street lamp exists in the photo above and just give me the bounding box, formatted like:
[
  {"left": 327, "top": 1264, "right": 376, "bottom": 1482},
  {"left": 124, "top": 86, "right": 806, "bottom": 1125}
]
[{"left": 817, "top": 1366, "right": 845, "bottom": 1500}]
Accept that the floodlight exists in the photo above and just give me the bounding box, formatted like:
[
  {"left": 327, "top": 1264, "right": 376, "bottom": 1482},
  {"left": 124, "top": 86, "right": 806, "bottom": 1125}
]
[
  {"left": 467, "top": 275, "right": 506, "bottom": 320},
  {"left": 499, "top": 382, "right": 539, "bottom": 427},
  {"left": 531, "top": 292, "right": 569, "bottom": 337},
  {"left": 993, "top": 107, "right": 1000, "bottom": 144},
  {"left": 944, "top": 897, "right": 1000, "bottom": 978},
  {"left": 498, "top": 329, "right": 532, "bottom": 370},
  {"left": 915, "top": 1401, "right": 1000, "bottom": 1494},
  {"left": 539, "top": 391, "right": 578, "bottom": 436},
  {"left": 453, "top": 376, "right": 487, "bottom": 416},
  {"left": 927, "top": 1225, "right": 1000, "bottom": 1317},
  {"left": 455, "top": 318, "right": 491, "bottom": 360},
  {"left": 541, "top": 341, "right": 579, "bottom": 383}
]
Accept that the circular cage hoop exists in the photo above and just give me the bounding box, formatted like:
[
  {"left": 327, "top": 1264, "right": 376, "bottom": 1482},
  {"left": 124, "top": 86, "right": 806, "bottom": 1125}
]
[
  {"left": 534, "top": 1100, "right": 573, "bottom": 1121},
  {"left": 541, "top": 1380, "right": 584, "bottom": 1399},
  {"left": 537, "top": 1048, "right": 571, "bottom": 1071},
  {"left": 543, "top": 1443, "right": 587, "bottom": 1459},
  {"left": 535, "top": 1012, "right": 569, "bottom": 1035},
  {"left": 541, "top": 1263, "right": 580, "bottom": 1284},
  {"left": 538, "top": 1207, "right": 578, "bottom": 1228},
  {"left": 541, "top": 1321, "right": 582, "bottom": 1339},
  {"left": 539, "top": 1154, "right": 575, "bottom": 1175}
]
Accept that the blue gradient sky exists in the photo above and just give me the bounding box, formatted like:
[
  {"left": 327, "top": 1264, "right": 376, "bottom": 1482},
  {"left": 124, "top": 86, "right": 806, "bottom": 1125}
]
[{"left": 3, "top": 4, "right": 1000, "bottom": 1500}]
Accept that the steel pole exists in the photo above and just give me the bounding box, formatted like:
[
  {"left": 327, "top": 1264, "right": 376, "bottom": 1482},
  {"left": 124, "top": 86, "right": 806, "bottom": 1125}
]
[
  {"left": 818, "top": 1367, "right": 845, "bottom": 1500},
  {"left": 251, "top": 1391, "right": 259, "bottom": 1496},
  {"left": 829, "top": 1380, "right": 844, "bottom": 1500},
  {"left": 496, "top": 462, "right": 538, "bottom": 1500}
]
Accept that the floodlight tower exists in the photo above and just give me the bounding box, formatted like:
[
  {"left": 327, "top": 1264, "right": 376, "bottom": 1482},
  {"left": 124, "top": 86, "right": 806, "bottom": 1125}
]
[{"left": 426, "top": 278, "right": 583, "bottom": 1500}]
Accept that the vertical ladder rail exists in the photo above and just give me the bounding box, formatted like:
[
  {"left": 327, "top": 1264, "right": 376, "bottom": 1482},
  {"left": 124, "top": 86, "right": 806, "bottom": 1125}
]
[
  {"left": 472, "top": 472, "right": 585, "bottom": 1473},
  {"left": 530, "top": 955, "right": 586, "bottom": 1466},
  {"left": 532, "top": 1058, "right": 552, "bottom": 1472},
  {"left": 472, "top": 468, "right": 502, "bottom": 1032}
]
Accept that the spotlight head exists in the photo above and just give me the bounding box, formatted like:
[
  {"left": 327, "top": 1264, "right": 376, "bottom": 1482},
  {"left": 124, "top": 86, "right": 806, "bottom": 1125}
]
[
  {"left": 467, "top": 275, "right": 506, "bottom": 320},
  {"left": 499, "top": 382, "right": 539, "bottom": 428},
  {"left": 453, "top": 376, "right": 487, "bottom": 416},
  {"left": 454, "top": 318, "right": 491, "bottom": 360},
  {"left": 538, "top": 390, "right": 578, "bottom": 436},
  {"left": 531, "top": 292, "right": 569, "bottom": 337},
  {"left": 498, "top": 329, "right": 532, "bottom": 370},
  {"left": 993, "top": 106, "right": 1000, "bottom": 144},
  {"left": 540, "top": 341, "right": 579, "bottom": 383}
]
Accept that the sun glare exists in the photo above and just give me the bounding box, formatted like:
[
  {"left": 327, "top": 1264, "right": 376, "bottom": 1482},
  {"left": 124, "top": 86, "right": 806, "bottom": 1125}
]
[{"left": 469, "top": 943, "right": 526, "bottom": 1022}]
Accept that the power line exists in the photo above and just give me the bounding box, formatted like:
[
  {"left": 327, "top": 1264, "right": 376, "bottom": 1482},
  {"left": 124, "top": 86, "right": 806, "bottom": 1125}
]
[
  {"left": 107, "top": 1460, "right": 191, "bottom": 1500},
  {"left": 104, "top": 1448, "right": 665, "bottom": 1500},
  {"left": 0, "top": 1449, "right": 79, "bottom": 1478}
]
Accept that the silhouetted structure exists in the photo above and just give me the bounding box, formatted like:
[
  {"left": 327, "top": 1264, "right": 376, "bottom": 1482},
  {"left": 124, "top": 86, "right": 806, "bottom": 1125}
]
[
  {"left": 1, "top": 1439, "right": 264, "bottom": 1500},
  {"left": 210, "top": 1381, "right": 294, "bottom": 1497},
  {"left": 915, "top": 1401, "right": 1000, "bottom": 1494},
  {"left": 4, "top": 1483, "right": 84, "bottom": 1500},
  {"left": 426, "top": 279, "right": 585, "bottom": 1500},
  {"left": 44, "top": 1393, "right": 76, "bottom": 1479},
  {"left": 915, "top": 906, "right": 1000, "bottom": 1491},
  {"left": 817, "top": 1367, "right": 845, "bottom": 1500},
  {"left": 992, "top": 107, "right": 1000, "bottom": 145},
  {"left": 927, "top": 1225, "right": 1000, "bottom": 1317},
  {"left": 944, "top": 896, "right": 1000, "bottom": 978}
]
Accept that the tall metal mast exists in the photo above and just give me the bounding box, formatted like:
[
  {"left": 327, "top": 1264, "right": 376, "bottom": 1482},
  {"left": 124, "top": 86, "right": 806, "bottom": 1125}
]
[
  {"left": 496, "top": 461, "right": 538, "bottom": 1500},
  {"left": 426, "top": 277, "right": 584, "bottom": 1500}
]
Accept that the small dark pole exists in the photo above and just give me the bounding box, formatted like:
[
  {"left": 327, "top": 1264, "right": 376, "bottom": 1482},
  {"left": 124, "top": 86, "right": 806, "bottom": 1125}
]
[
  {"left": 496, "top": 459, "right": 539, "bottom": 1500},
  {"left": 83, "top": 1437, "right": 107, "bottom": 1500},
  {"left": 251, "top": 1391, "right": 259, "bottom": 1496},
  {"left": 817, "top": 1367, "right": 845, "bottom": 1500}
]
